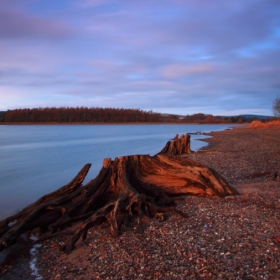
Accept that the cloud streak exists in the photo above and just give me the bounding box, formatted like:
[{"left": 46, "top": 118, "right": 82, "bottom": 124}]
[{"left": 160, "top": 64, "right": 213, "bottom": 79}]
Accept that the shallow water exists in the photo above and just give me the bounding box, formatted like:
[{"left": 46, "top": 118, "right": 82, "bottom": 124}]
[
  {"left": 0, "top": 124, "right": 235, "bottom": 219},
  {"left": 29, "top": 235, "right": 43, "bottom": 280}
]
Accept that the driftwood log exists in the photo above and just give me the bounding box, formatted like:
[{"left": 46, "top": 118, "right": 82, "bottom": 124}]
[{"left": 0, "top": 134, "right": 238, "bottom": 254}]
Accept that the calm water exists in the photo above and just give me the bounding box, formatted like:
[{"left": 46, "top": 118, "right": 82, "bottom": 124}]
[{"left": 0, "top": 124, "right": 235, "bottom": 219}]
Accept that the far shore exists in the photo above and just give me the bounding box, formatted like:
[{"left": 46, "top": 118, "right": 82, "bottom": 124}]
[{"left": 0, "top": 121, "right": 241, "bottom": 125}]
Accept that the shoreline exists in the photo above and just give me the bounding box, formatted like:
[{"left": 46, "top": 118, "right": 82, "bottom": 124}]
[{"left": 0, "top": 125, "right": 279, "bottom": 279}]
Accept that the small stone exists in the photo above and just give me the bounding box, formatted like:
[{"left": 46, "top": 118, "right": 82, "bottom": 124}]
[{"left": 274, "top": 237, "right": 280, "bottom": 244}]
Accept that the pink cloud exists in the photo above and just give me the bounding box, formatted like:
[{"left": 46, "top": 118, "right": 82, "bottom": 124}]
[
  {"left": 90, "top": 60, "right": 116, "bottom": 70},
  {"left": 160, "top": 64, "right": 213, "bottom": 79}
]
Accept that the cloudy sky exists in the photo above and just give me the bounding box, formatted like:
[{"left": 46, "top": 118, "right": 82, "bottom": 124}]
[{"left": 1, "top": 0, "right": 280, "bottom": 116}]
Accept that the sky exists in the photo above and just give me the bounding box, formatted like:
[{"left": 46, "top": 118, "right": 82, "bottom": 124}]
[{"left": 0, "top": 0, "right": 280, "bottom": 116}]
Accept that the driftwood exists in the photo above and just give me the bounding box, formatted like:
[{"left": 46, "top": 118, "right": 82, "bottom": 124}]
[{"left": 0, "top": 134, "right": 238, "bottom": 254}]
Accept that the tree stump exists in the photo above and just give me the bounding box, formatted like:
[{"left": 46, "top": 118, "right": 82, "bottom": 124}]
[{"left": 157, "top": 134, "right": 192, "bottom": 155}]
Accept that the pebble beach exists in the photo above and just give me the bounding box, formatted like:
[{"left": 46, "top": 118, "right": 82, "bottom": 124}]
[{"left": 0, "top": 125, "right": 279, "bottom": 279}]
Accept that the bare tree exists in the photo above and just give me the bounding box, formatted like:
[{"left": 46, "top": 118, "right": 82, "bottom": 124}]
[{"left": 272, "top": 95, "right": 280, "bottom": 117}]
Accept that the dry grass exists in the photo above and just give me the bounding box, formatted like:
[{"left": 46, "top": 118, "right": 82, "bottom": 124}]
[{"left": 249, "top": 119, "right": 280, "bottom": 129}]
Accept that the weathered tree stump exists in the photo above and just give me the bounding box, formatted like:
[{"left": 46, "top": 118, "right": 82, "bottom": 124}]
[
  {"left": 157, "top": 133, "right": 192, "bottom": 155},
  {"left": 0, "top": 134, "right": 239, "bottom": 254}
]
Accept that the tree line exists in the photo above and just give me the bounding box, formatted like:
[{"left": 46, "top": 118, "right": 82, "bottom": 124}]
[
  {"left": 1, "top": 107, "right": 263, "bottom": 124},
  {"left": 2, "top": 107, "right": 163, "bottom": 123}
]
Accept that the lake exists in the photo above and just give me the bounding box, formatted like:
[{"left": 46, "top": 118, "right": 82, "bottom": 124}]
[{"left": 0, "top": 124, "right": 235, "bottom": 219}]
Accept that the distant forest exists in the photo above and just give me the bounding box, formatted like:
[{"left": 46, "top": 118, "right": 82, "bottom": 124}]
[{"left": 1, "top": 107, "right": 260, "bottom": 124}]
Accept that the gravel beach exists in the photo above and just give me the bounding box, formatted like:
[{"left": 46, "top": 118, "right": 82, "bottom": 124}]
[{"left": 1, "top": 125, "right": 279, "bottom": 279}]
